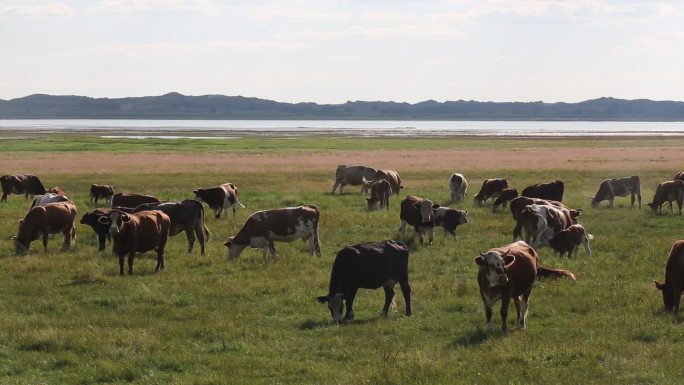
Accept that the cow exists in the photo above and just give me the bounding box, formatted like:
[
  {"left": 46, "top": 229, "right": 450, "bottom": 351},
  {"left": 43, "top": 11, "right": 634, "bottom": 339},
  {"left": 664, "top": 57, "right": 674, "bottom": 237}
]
[
  {"left": 474, "top": 178, "right": 509, "bottom": 207},
  {"left": 518, "top": 204, "right": 574, "bottom": 248},
  {"left": 399, "top": 195, "right": 439, "bottom": 245},
  {"left": 90, "top": 184, "right": 115, "bottom": 206},
  {"left": 365, "top": 179, "right": 392, "bottom": 211},
  {"left": 1, "top": 174, "right": 46, "bottom": 201},
  {"left": 111, "top": 193, "right": 160, "bottom": 209},
  {"left": 475, "top": 241, "right": 576, "bottom": 331},
  {"left": 30, "top": 193, "right": 70, "bottom": 210},
  {"left": 590, "top": 176, "right": 641, "bottom": 209},
  {"left": 510, "top": 196, "right": 580, "bottom": 241},
  {"left": 647, "top": 180, "right": 684, "bottom": 215},
  {"left": 48, "top": 187, "right": 66, "bottom": 196},
  {"left": 13, "top": 201, "right": 77, "bottom": 254},
  {"left": 98, "top": 210, "right": 171, "bottom": 275},
  {"left": 521, "top": 180, "right": 564, "bottom": 202},
  {"left": 367, "top": 169, "right": 403, "bottom": 196},
  {"left": 193, "top": 183, "right": 245, "bottom": 219},
  {"left": 449, "top": 173, "right": 468, "bottom": 202},
  {"left": 331, "top": 165, "right": 377, "bottom": 195},
  {"left": 548, "top": 224, "right": 593, "bottom": 258},
  {"left": 434, "top": 207, "right": 469, "bottom": 237},
  {"left": 317, "top": 240, "right": 411, "bottom": 322},
  {"left": 655, "top": 240, "right": 684, "bottom": 320},
  {"left": 224, "top": 205, "right": 321, "bottom": 261},
  {"left": 492, "top": 188, "right": 518, "bottom": 212},
  {"left": 674, "top": 172, "right": 684, "bottom": 182},
  {"left": 130, "top": 200, "right": 210, "bottom": 255},
  {"left": 80, "top": 208, "right": 111, "bottom": 251}
]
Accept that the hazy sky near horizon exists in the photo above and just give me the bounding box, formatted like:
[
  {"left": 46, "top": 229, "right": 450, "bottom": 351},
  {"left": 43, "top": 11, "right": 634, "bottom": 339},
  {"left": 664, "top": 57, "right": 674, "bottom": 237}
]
[{"left": 1, "top": 0, "right": 683, "bottom": 103}]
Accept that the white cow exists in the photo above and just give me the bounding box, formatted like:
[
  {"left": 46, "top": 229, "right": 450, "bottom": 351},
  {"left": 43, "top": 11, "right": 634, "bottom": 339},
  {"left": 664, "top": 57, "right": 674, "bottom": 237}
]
[{"left": 449, "top": 173, "right": 468, "bottom": 202}]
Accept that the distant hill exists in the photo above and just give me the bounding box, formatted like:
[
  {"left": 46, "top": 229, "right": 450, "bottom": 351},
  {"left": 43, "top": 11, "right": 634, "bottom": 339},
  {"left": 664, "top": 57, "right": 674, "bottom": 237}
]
[{"left": 1, "top": 92, "right": 684, "bottom": 120}]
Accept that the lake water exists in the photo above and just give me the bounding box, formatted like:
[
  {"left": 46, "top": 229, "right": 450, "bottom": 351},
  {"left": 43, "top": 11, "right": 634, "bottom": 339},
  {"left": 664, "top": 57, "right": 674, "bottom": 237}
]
[{"left": 0, "top": 119, "right": 683, "bottom": 138}]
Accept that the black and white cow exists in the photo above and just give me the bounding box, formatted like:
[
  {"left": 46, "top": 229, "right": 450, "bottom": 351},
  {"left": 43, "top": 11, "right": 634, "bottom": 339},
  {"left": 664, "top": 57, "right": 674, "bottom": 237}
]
[
  {"left": 90, "top": 184, "right": 115, "bottom": 206},
  {"left": 399, "top": 195, "right": 439, "bottom": 245},
  {"left": 193, "top": 183, "right": 245, "bottom": 219},
  {"left": 434, "top": 207, "right": 469, "bottom": 237},
  {"left": 590, "top": 176, "right": 641, "bottom": 209}
]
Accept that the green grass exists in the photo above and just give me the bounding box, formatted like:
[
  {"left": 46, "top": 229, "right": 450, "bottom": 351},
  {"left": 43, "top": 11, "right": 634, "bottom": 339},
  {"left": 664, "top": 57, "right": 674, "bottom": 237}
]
[{"left": 1, "top": 137, "right": 684, "bottom": 384}]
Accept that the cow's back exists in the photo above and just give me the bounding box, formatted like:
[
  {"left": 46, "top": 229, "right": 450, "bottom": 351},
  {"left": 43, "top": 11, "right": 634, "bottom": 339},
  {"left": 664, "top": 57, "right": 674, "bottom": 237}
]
[
  {"left": 132, "top": 211, "right": 171, "bottom": 252},
  {"left": 24, "top": 201, "right": 76, "bottom": 232},
  {"left": 331, "top": 240, "right": 408, "bottom": 289},
  {"left": 112, "top": 193, "right": 160, "bottom": 208}
]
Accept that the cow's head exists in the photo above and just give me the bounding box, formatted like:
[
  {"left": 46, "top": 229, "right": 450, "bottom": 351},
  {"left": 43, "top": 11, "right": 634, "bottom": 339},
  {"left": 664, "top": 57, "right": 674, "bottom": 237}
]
[
  {"left": 14, "top": 219, "right": 29, "bottom": 254},
  {"left": 365, "top": 197, "right": 378, "bottom": 211},
  {"left": 473, "top": 194, "right": 484, "bottom": 207},
  {"left": 589, "top": 197, "right": 599, "bottom": 208},
  {"left": 224, "top": 236, "right": 246, "bottom": 260},
  {"left": 193, "top": 189, "right": 206, "bottom": 202},
  {"left": 655, "top": 280, "right": 676, "bottom": 312},
  {"left": 414, "top": 199, "right": 438, "bottom": 222},
  {"left": 458, "top": 210, "right": 469, "bottom": 225},
  {"left": 475, "top": 250, "right": 515, "bottom": 287},
  {"left": 98, "top": 211, "right": 130, "bottom": 234},
  {"left": 646, "top": 202, "right": 658, "bottom": 214},
  {"left": 317, "top": 293, "right": 344, "bottom": 323}
]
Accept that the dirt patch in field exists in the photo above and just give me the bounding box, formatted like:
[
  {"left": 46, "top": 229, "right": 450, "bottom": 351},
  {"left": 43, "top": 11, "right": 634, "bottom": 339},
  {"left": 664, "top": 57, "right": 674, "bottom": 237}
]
[{"left": 1, "top": 147, "right": 682, "bottom": 174}]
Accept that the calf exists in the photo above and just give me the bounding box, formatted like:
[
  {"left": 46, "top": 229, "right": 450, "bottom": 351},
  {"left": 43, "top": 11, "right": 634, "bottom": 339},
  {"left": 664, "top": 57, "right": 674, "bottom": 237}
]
[
  {"left": 30, "top": 193, "right": 70, "bottom": 210},
  {"left": 224, "top": 205, "right": 321, "bottom": 261},
  {"left": 90, "top": 184, "right": 115, "bottom": 206},
  {"left": 365, "top": 179, "right": 392, "bottom": 211},
  {"left": 111, "top": 192, "right": 160, "bottom": 209},
  {"left": 590, "top": 176, "right": 641, "bottom": 209},
  {"left": 475, "top": 241, "right": 576, "bottom": 331},
  {"left": 317, "top": 240, "right": 411, "bottom": 322},
  {"left": 510, "top": 196, "right": 580, "bottom": 241},
  {"left": 518, "top": 204, "right": 574, "bottom": 248},
  {"left": 193, "top": 183, "right": 245, "bottom": 219},
  {"left": 366, "top": 169, "right": 403, "bottom": 196},
  {"left": 521, "top": 180, "right": 564, "bottom": 202},
  {"left": 492, "top": 188, "right": 518, "bottom": 212},
  {"left": 1, "top": 174, "right": 46, "bottom": 201},
  {"left": 548, "top": 224, "right": 593, "bottom": 258},
  {"left": 98, "top": 210, "right": 171, "bottom": 275},
  {"left": 399, "top": 195, "right": 439, "bottom": 245},
  {"left": 331, "top": 165, "right": 377, "bottom": 194},
  {"left": 48, "top": 187, "right": 67, "bottom": 196},
  {"left": 474, "top": 178, "right": 509, "bottom": 207},
  {"left": 655, "top": 240, "right": 684, "bottom": 319},
  {"left": 80, "top": 208, "right": 111, "bottom": 251},
  {"left": 647, "top": 180, "right": 684, "bottom": 215},
  {"left": 449, "top": 173, "right": 468, "bottom": 202},
  {"left": 434, "top": 207, "right": 469, "bottom": 237},
  {"left": 14, "top": 201, "right": 77, "bottom": 254},
  {"left": 131, "top": 200, "right": 210, "bottom": 255}
]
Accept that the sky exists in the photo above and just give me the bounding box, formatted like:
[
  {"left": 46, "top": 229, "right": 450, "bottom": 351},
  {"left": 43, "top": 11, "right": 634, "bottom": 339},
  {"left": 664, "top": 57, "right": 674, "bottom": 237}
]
[{"left": 1, "top": 0, "right": 683, "bottom": 103}]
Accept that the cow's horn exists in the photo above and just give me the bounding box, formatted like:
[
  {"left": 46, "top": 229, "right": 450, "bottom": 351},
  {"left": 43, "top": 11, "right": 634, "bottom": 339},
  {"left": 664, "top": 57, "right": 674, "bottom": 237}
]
[{"left": 479, "top": 250, "right": 486, "bottom": 257}]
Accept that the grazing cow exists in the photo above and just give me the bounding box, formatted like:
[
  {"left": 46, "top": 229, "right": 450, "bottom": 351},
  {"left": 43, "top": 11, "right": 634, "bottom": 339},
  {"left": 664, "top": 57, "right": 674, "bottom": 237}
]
[
  {"left": 449, "top": 173, "right": 468, "bottom": 202},
  {"left": 80, "top": 208, "right": 111, "bottom": 251},
  {"left": 1, "top": 174, "right": 46, "bottom": 201},
  {"left": 371, "top": 169, "right": 403, "bottom": 196},
  {"left": 475, "top": 241, "right": 576, "bottom": 331},
  {"left": 317, "top": 240, "right": 411, "bottom": 322},
  {"left": 655, "top": 240, "right": 684, "bottom": 319},
  {"left": 14, "top": 201, "right": 77, "bottom": 254},
  {"left": 131, "top": 200, "right": 210, "bottom": 255},
  {"left": 30, "top": 193, "right": 70, "bottom": 210},
  {"left": 510, "top": 197, "right": 580, "bottom": 241},
  {"left": 399, "top": 195, "right": 439, "bottom": 245},
  {"left": 474, "top": 178, "right": 509, "bottom": 207},
  {"left": 90, "top": 184, "right": 115, "bottom": 206},
  {"left": 48, "top": 187, "right": 66, "bottom": 196},
  {"left": 492, "top": 188, "right": 518, "bottom": 212},
  {"left": 674, "top": 172, "right": 684, "bottom": 182},
  {"left": 365, "top": 179, "right": 392, "bottom": 211},
  {"left": 111, "top": 193, "right": 160, "bottom": 209},
  {"left": 224, "top": 205, "right": 321, "bottom": 261},
  {"left": 98, "top": 210, "right": 171, "bottom": 275},
  {"left": 331, "top": 165, "right": 377, "bottom": 194},
  {"left": 590, "top": 176, "right": 641, "bottom": 209},
  {"left": 434, "top": 207, "right": 468, "bottom": 237},
  {"left": 548, "top": 224, "right": 593, "bottom": 258},
  {"left": 193, "top": 183, "right": 244, "bottom": 219},
  {"left": 518, "top": 204, "right": 574, "bottom": 248},
  {"left": 521, "top": 180, "right": 565, "bottom": 202},
  {"left": 647, "top": 180, "right": 684, "bottom": 215}
]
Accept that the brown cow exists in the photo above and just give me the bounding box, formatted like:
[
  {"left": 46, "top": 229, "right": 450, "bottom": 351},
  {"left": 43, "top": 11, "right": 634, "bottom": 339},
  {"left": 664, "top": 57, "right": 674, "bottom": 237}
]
[
  {"left": 475, "top": 241, "right": 576, "bottom": 331},
  {"left": 510, "top": 196, "right": 580, "bottom": 241},
  {"left": 399, "top": 195, "right": 439, "bottom": 245},
  {"left": 647, "top": 180, "right": 684, "bottom": 215},
  {"left": 14, "top": 201, "right": 77, "bottom": 254},
  {"left": 48, "top": 187, "right": 67, "bottom": 196},
  {"left": 548, "top": 224, "right": 593, "bottom": 258},
  {"left": 98, "top": 210, "right": 171, "bottom": 275},
  {"left": 1, "top": 174, "right": 47, "bottom": 201},
  {"left": 90, "top": 184, "right": 115, "bottom": 206},
  {"left": 655, "top": 240, "right": 684, "bottom": 319},
  {"left": 474, "top": 178, "right": 508, "bottom": 207},
  {"left": 193, "top": 183, "right": 245, "bottom": 219},
  {"left": 590, "top": 176, "right": 641, "bottom": 209},
  {"left": 521, "top": 180, "right": 564, "bottom": 202},
  {"left": 331, "top": 165, "right": 377, "bottom": 194},
  {"left": 492, "top": 188, "right": 518, "bottom": 212},
  {"left": 224, "top": 205, "right": 321, "bottom": 261},
  {"left": 363, "top": 169, "right": 404, "bottom": 196},
  {"left": 365, "top": 179, "right": 392, "bottom": 211},
  {"left": 111, "top": 193, "right": 160, "bottom": 209}
]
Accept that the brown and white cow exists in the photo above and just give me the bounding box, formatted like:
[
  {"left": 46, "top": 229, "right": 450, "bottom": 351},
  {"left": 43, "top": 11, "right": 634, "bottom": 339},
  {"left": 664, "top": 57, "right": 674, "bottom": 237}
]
[
  {"left": 521, "top": 180, "right": 564, "bottom": 202},
  {"left": 90, "top": 184, "right": 115, "bottom": 206},
  {"left": 655, "top": 240, "right": 684, "bottom": 319},
  {"left": 14, "top": 201, "right": 77, "bottom": 254},
  {"left": 518, "top": 204, "right": 574, "bottom": 248},
  {"left": 474, "top": 178, "right": 509, "bottom": 207},
  {"left": 647, "top": 180, "right": 684, "bottom": 215},
  {"left": 492, "top": 188, "right": 518, "bottom": 212},
  {"left": 590, "top": 176, "right": 641, "bottom": 209},
  {"left": 548, "top": 224, "right": 593, "bottom": 258},
  {"left": 111, "top": 193, "right": 160, "bottom": 209},
  {"left": 331, "top": 165, "right": 377, "bottom": 194},
  {"left": 475, "top": 241, "right": 576, "bottom": 331},
  {"left": 48, "top": 187, "right": 67, "bottom": 196},
  {"left": 365, "top": 179, "right": 392, "bottom": 211},
  {"left": 510, "top": 196, "right": 580, "bottom": 241},
  {"left": 449, "top": 173, "right": 468, "bottom": 202},
  {"left": 1, "top": 174, "right": 47, "bottom": 201},
  {"left": 674, "top": 172, "right": 684, "bottom": 182},
  {"left": 224, "top": 205, "right": 321, "bottom": 261},
  {"left": 399, "top": 195, "right": 439, "bottom": 245},
  {"left": 434, "top": 207, "right": 469, "bottom": 237},
  {"left": 98, "top": 209, "right": 171, "bottom": 275},
  {"left": 30, "top": 193, "right": 70, "bottom": 210},
  {"left": 193, "top": 183, "right": 244, "bottom": 219}
]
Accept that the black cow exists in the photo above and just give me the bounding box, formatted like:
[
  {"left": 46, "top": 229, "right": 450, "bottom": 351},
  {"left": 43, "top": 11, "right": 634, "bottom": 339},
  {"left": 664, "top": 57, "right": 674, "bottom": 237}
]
[
  {"left": 521, "top": 180, "right": 564, "bottom": 202},
  {"left": 317, "top": 240, "right": 411, "bottom": 322},
  {"left": 1, "top": 174, "right": 47, "bottom": 201},
  {"left": 80, "top": 209, "right": 111, "bottom": 251},
  {"left": 399, "top": 195, "right": 439, "bottom": 245}
]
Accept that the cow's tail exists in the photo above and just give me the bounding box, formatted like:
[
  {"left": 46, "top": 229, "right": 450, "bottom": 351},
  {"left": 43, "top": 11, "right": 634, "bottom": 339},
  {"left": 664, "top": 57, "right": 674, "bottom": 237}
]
[
  {"left": 537, "top": 265, "right": 576, "bottom": 282},
  {"left": 197, "top": 202, "right": 210, "bottom": 243},
  {"left": 586, "top": 233, "right": 594, "bottom": 240},
  {"left": 236, "top": 198, "right": 246, "bottom": 209},
  {"left": 309, "top": 204, "right": 322, "bottom": 257}
]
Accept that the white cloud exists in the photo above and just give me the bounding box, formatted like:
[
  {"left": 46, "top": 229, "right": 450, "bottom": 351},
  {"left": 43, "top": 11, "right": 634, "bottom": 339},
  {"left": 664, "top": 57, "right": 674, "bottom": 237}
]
[
  {"left": 0, "top": 1, "right": 73, "bottom": 17},
  {"left": 89, "top": 0, "right": 218, "bottom": 15},
  {"left": 301, "top": 24, "right": 465, "bottom": 40},
  {"left": 620, "top": 29, "right": 684, "bottom": 55}
]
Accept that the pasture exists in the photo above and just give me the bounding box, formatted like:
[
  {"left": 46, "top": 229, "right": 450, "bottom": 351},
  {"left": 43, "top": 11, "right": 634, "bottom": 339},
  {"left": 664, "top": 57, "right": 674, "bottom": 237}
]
[{"left": 1, "top": 135, "right": 684, "bottom": 384}]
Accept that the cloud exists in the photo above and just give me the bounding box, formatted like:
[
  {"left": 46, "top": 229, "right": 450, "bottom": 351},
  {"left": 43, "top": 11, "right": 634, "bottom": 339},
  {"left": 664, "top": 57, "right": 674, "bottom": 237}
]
[
  {"left": 0, "top": 1, "right": 73, "bottom": 17},
  {"left": 301, "top": 24, "right": 465, "bottom": 40},
  {"left": 619, "top": 29, "right": 684, "bottom": 55},
  {"left": 89, "top": 0, "right": 218, "bottom": 15}
]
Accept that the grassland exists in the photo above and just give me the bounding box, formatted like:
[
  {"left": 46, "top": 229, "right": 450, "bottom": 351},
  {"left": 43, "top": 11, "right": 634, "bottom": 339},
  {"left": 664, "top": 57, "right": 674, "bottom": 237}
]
[{"left": 1, "top": 135, "right": 684, "bottom": 384}]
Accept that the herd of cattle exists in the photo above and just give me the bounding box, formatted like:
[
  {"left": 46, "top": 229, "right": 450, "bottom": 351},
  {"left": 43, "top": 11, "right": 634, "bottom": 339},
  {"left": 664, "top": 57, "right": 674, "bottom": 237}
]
[{"left": 3, "top": 165, "right": 684, "bottom": 329}]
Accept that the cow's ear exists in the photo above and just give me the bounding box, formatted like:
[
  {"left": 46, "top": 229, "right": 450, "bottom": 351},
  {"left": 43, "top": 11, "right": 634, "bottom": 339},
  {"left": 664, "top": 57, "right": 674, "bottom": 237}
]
[
  {"left": 432, "top": 204, "right": 440, "bottom": 209},
  {"left": 503, "top": 254, "right": 516, "bottom": 268},
  {"left": 317, "top": 296, "right": 329, "bottom": 304},
  {"left": 655, "top": 280, "right": 665, "bottom": 290},
  {"left": 464, "top": 210, "right": 468, "bottom": 214},
  {"left": 121, "top": 213, "right": 131, "bottom": 223},
  {"left": 474, "top": 256, "right": 487, "bottom": 267}
]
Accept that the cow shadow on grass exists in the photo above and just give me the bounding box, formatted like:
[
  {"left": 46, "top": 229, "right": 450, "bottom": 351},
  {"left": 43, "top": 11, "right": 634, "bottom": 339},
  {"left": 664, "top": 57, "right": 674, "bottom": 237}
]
[
  {"left": 298, "top": 316, "right": 384, "bottom": 331},
  {"left": 449, "top": 327, "right": 508, "bottom": 348}
]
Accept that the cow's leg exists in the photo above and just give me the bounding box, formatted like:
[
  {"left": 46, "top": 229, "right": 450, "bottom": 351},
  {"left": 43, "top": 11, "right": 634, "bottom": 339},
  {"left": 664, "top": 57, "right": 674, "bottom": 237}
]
[
  {"left": 331, "top": 179, "right": 341, "bottom": 195},
  {"left": 261, "top": 247, "right": 269, "bottom": 262},
  {"left": 344, "top": 288, "right": 358, "bottom": 320},
  {"left": 118, "top": 254, "right": 125, "bottom": 275},
  {"left": 42, "top": 231, "right": 49, "bottom": 252},
  {"left": 672, "top": 283, "right": 683, "bottom": 321},
  {"left": 399, "top": 278, "right": 411, "bottom": 316},
  {"left": 483, "top": 302, "right": 494, "bottom": 332},
  {"left": 669, "top": 200, "right": 674, "bottom": 213},
  {"left": 428, "top": 227, "right": 435, "bottom": 245},
  {"left": 417, "top": 229, "right": 424, "bottom": 244},
  {"left": 609, "top": 198, "right": 615, "bottom": 209},
  {"left": 214, "top": 207, "right": 222, "bottom": 219},
  {"left": 98, "top": 233, "right": 107, "bottom": 251},
  {"left": 127, "top": 252, "right": 135, "bottom": 275},
  {"left": 517, "top": 290, "right": 531, "bottom": 330},
  {"left": 194, "top": 223, "right": 206, "bottom": 256},
  {"left": 572, "top": 245, "right": 579, "bottom": 258},
  {"left": 630, "top": 193, "right": 635, "bottom": 209},
  {"left": 399, "top": 220, "right": 407, "bottom": 234},
  {"left": 678, "top": 197, "right": 683, "bottom": 215},
  {"left": 1, "top": 191, "right": 7, "bottom": 201},
  {"left": 500, "top": 294, "right": 511, "bottom": 331},
  {"left": 513, "top": 222, "right": 523, "bottom": 241},
  {"left": 155, "top": 248, "right": 165, "bottom": 272},
  {"left": 268, "top": 240, "right": 276, "bottom": 261},
  {"left": 381, "top": 285, "right": 395, "bottom": 316},
  {"left": 185, "top": 227, "right": 196, "bottom": 254},
  {"left": 637, "top": 191, "right": 642, "bottom": 209}
]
